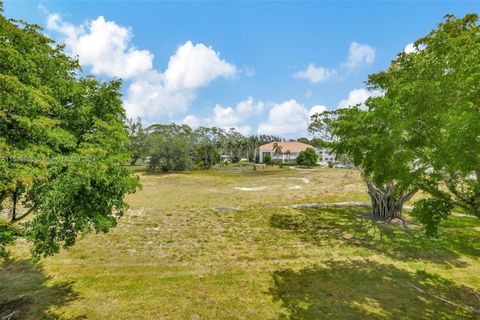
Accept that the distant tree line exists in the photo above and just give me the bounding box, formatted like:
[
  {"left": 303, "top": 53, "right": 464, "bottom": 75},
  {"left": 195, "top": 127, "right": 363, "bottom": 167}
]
[
  {"left": 126, "top": 120, "right": 285, "bottom": 172},
  {"left": 296, "top": 137, "right": 327, "bottom": 149}
]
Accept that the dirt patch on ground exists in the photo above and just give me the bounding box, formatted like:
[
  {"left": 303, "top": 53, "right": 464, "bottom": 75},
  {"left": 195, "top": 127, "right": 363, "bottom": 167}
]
[
  {"left": 235, "top": 186, "right": 270, "bottom": 191},
  {"left": 277, "top": 177, "right": 310, "bottom": 184},
  {"left": 142, "top": 182, "right": 157, "bottom": 186},
  {"left": 287, "top": 186, "right": 302, "bottom": 190}
]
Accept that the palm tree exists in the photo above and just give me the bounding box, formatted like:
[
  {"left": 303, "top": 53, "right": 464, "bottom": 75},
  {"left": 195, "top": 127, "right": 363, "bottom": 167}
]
[
  {"left": 285, "top": 149, "right": 291, "bottom": 167},
  {"left": 248, "top": 135, "right": 259, "bottom": 163},
  {"left": 272, "top": 142, "right": 283, "bottom": 162}
]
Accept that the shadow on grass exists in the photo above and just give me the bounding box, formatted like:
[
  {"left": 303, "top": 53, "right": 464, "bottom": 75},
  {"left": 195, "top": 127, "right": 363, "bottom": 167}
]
[
  {"left": 270, "top": 259, "right": 480, "bottom": 320},
  {"left": 270, "top": 207, "right": 480, "bottom": 267},
  {"left": 0, "top": 260, "right": 84, "bottom": 320}
]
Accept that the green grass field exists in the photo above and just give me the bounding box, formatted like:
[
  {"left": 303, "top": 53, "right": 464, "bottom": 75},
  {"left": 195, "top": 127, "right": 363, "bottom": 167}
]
[{"left": 2, "top": 166, "right": 480, "bottom": 319}]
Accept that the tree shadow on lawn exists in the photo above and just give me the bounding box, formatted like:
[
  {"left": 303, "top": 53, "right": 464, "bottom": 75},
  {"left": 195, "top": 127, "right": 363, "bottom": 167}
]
[
  {"left": 0, "top": 260, "right": 84, "bottom": 320},
  {"left": 270, "top": 207, "right": 480, "bottom": 268},
  {"left": 270, "top": 259, "right": 480, "bottom": 320}
]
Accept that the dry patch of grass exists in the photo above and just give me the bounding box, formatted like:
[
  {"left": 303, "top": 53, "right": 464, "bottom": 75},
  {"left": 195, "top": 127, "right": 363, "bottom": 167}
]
[{"left": 2, "top": 167, "right": 480, "bottom": 319}]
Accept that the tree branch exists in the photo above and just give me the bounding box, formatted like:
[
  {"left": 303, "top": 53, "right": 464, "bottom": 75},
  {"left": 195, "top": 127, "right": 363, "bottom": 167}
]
[{"left": 11, "top": 204, "right": 37, "bottom": 223}]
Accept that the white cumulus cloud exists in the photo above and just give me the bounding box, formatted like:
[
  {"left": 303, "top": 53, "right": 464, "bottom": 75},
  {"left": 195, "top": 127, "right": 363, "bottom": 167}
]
[
  {"left": 403, "top": 42, "right": 425, "bottom": 54},
  {"left": 235, "top": 97, "right": 264, "bottom": 116},
  {"left": 181, "top": 97, "right": 263, "bottom": 135},
  {"left": 294, "top": 64, "right": 336, "bottom": 83},
  {"left": 344, "top": 42, "right": 376, "bottom": 71},
  {"left": 258, "top": 100, "right": 323, "bottom": 136},
  {"left": 164, "top": 41, "right": 236, "bottom": 90},
  {"left": 181, "top": 114, "right": 203, "bottom": 128},
  {"left": 294, "top": 42, "right": 375, "bottom": 83},
  {"left": 404, "top": 43, "right": 416, "bottom": 54},
  {"left": 44, "top": 11, "right": 238, "bottom": 123},
  {"left": 338, "top": 88, "right": 383, "bottom": 109},
  {"left": 125, "top": 41, "right": 237, "bottom": 121},
  {"left": 47, "top": 14, "right": 153, "bottom": 79},
  {"left": 123, "top": 70, "right": 198, "bottom": 120},
  {"left": 309, "top": 105, "right": 327, "bottom": 117}
]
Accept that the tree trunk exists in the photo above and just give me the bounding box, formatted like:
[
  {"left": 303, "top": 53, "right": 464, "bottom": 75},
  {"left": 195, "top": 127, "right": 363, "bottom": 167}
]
[
  {"left": 445, "top": 172, "right": 480, "bottom": 218},
  {"left": 366, "top": 179, "right": 414, "bottom": 220},
  {"left": 11, "top": 189, "right": 17, "bottom": 222},
  {"left": 130, "top": 155, "right": 140, "bottom": 166}
]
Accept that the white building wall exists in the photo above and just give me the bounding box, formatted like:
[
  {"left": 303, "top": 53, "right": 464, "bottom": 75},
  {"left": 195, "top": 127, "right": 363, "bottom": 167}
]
[
  {"left": 259, "top": 151, "right": 272, "bottom": 163},
  {"left": 318, "top": 148, "right": 336, "bottom": 163},
  {"left": 258, "top": 146, "right": 334, "bottom": 164}
]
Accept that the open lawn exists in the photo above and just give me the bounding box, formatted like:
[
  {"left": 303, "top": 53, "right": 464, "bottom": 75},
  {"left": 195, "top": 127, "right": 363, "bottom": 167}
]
[{"left": 2, "top": 166, "right": 480, "bottom": 319}]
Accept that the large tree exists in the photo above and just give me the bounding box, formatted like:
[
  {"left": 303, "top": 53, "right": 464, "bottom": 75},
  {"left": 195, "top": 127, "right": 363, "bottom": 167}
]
[
  {"left": 309, "top": 98, "right": 421, "bottom": 219},
  {"left": 191, "top": 127, "right": 222, "bottom": 169},
  {"left": 126, "top": 117, "right": 148, "bottom": 165},
  {"left": 367, "top": 14, "right": 480, "bottom": 230},
  {"left": 143, "top": 124, "right": 225, "bottom": 170},
  {"left": 296, "top": 147, "right": 318, "bottom": 168},
  {"left": 310, "top": 13, "right": 479, "bottom": 230},
  {"left": 0, "top": 6, "right": 139, "bottom": 258},
  {"left": 148, "top": 139, "right": 193, "bottom": 173}
]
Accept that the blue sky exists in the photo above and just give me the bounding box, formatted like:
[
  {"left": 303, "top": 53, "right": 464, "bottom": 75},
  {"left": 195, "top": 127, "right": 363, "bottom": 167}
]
[{"left": 4, "top": 1, "right": 479, "bottom": 138}]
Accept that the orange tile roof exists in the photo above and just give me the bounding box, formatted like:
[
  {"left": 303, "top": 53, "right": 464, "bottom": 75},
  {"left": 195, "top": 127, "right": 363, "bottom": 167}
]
[{"left": 258, "top": 141, "right": 314, "bottom": 153}]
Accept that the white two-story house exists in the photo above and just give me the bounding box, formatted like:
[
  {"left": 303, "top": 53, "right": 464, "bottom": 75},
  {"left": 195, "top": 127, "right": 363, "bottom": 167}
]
[{"left": 258, "top": 141, "right": 335, "bottom": 164}]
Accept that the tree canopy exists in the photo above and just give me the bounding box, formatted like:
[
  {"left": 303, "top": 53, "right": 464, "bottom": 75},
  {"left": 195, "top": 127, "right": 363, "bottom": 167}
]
[
  {"left": 310, "top": 13, "right": 479, "bottom": 234},
  {"left": 296, "top": 147, "right": 318, "bottom": 168},
  {"left": 126, "top": 117, "right": 148, "bottom": 166},
  {"left": 0, "top": 8, "right": 139, "bottom": 258},
  {"left": 310, "top": 97, "right": 421, "bottom": 219},
  {"left": 368, "top": 13, "right": 480, "bottom": 233},
  {"left": 125, "top": 121, "right": 286, "bottom": 171}
]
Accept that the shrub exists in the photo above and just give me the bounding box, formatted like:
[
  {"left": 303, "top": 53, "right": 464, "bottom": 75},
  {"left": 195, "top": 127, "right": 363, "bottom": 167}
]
[
  {"left": 272, "top": 159, "right": 283, "bottom": 167},
  {"left": 297, "top": 148, "right": 318, "bottom": 168},
  {"left": 264, "top": 154, "right": 272, "bottom": 166}
]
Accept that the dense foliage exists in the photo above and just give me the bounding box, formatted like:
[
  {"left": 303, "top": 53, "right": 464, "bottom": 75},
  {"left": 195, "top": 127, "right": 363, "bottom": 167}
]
[
  {"left": 126, "top": 117, "right": 148, "bottom": 165},
  {"left": 264, "top": 153, "right": 272, "bottom": 166},
  {"left": 127, "top": 121, "right": 284, "bottom": 172},
  {"left": 297, "top": 137, "right": 326, "bottom": 149},
  {"left": 149, "top": 141, "right": 193, "bottom": 172},
  {"left": 368, "top": 14, "right": 479, "bottom": 223},
  {"left": 0, "top": 6, "right": 139, "bottom": 258},
  {"left": 310, "top": 13, "right": 479, "bottom": 233},
  {"left": 310, "top": 100, "right": 421, "bottom": 219},
  {"left": 296, "top": 147, "right": 318, "bottom": 168}
]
